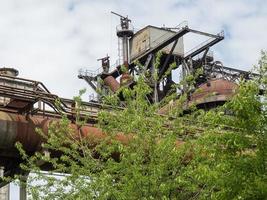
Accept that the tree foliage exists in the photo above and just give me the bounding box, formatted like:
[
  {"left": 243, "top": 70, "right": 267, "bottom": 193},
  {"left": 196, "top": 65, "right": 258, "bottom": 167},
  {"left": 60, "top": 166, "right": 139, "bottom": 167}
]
[{"left": 16, "top": 52, "right": 267, "bottom": 200}]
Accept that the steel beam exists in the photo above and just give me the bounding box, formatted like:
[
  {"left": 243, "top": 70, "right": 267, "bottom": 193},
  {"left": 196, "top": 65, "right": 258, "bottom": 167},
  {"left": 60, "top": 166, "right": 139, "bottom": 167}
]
[
  {"left": 184, "top": 36, "right": 224, "bottom": 60},
  {"left": 0, "top": 167, "right": 9, "bottom": 200},
  {"left": 187, "top": 28, "right": 224, "bottom": 38},
  {"left": 83, "top": 76, "right": 97, "bottom": 91},
  {"left": 159, "top": 39, "right": 179, "bottom": 78},
  {"left": 19, "top": 175, "right": 28, "bottom": 200}
]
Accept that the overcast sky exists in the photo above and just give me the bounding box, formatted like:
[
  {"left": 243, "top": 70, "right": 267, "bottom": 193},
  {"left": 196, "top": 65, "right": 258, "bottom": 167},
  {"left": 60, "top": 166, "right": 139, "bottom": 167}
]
[{"left": 0, "top": 0, "right": 266, "bottom": 199}]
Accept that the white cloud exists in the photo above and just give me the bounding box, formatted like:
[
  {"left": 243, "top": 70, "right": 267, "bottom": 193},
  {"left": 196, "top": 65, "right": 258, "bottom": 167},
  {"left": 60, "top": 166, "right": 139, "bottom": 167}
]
[{"left": 0, "top": 0, "right": 266, "bottom": 100}]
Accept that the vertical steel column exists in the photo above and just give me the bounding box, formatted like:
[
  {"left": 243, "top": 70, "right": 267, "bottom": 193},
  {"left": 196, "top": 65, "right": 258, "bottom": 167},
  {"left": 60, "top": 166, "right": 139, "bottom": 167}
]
[
  {"left": 151, "top": 55, "right": 158, "bottom": 103},
  {"left": 0, "top": 167, "right": 9, "bottom": 200},
  {"left": 122, "top": 35, "right": 129, "bottom": 64},
  {"left": 19, "top": 175, "right": 27, "bottom": 200}
]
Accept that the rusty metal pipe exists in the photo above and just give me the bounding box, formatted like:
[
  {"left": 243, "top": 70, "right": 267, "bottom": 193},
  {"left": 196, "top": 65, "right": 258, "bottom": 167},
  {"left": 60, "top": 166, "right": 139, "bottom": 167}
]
[
  {"left": 120, "top": 62, "right": 133, "bottom": 86},
  {"left": 0, "top": 111, "right": 130, "bottom": 156},
  {"left": 0, "top": 112, "right": 48, "bottom": 152},
  {"left": 103, "top": 76, "right": 120, "bottom": 92},
  {"left": 0, "top": 111, "right": 184, "bottom": 161}
]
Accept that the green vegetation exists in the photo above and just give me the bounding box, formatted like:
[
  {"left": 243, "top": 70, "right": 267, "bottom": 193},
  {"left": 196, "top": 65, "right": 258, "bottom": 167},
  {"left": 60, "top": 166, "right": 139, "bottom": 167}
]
[{"left": 16, "top": 51, "right": 266, "bottom": 199}]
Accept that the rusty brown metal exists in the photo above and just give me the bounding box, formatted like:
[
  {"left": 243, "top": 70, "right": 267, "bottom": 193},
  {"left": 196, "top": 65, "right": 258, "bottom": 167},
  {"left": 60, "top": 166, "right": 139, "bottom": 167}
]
[
  {"left": 120, "top": 73, "right": 133, "bottom": 86},
  {"left": 0, "top": 111, "right": 132, "bottom": 156},
  {"left": 120, "top": 62, "right": 133, "bottom": 87},
  {"left": 0, "top": 110, "right": 185, "bottom": 161},
  {"left": 0, "top": 109, "right": 188, "bottom": 184},
  {"left": 0, "top": 112, "right": 17, "bottom": 149},
  {"left": 103, "top": 76, "right": 120, "bottom": 92},
  {"left": 102, "top": 62, "right": 133, "bottom": 92},
  {"left": 0, "top": 112, "right": 44, "bottom": 152},
  {"left": 190, "top": 78, "right": 238, "bottom": 105},
  {"left": 158, "top": 79, "right": 237, "bottom": 114}
]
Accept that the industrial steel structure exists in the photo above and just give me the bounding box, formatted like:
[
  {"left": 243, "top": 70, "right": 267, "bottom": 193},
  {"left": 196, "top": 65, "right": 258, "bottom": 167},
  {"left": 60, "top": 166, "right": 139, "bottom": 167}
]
[
  {"left": 0, "top": 12, "right": 258, "bottom": 199},
  {"left": 0, "top": 68, "right": 117, "bottom": 199},
  {"left": 78, "top": 14, "right": 257, "bottom": 106}
]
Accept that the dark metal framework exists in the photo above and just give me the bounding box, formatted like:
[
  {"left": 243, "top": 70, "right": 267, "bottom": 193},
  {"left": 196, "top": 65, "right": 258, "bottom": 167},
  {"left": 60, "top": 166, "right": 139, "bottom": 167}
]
[
  {"left": 0, "top": 74, "right": 118, "bottom": 122},
  {"left": 79, "top": 24, "right": 227, "bottom": 102},
  {"left": 79, "top": 22, "right": 259, "bottom": 104},
  {"left": 203, "top": 62, "right": 259, "bottom": 82},
  {"left": 1, "top": 20, "right": 260, "bottom": 193},
  {"left": 0, "top": 74, "right": 121, "bottom": 189}
]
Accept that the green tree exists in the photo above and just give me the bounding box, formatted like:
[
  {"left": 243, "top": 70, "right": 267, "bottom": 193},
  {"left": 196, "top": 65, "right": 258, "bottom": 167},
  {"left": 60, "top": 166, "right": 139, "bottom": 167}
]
[{"left": 16, "top": 52, "right": 266, "bottom": 199}]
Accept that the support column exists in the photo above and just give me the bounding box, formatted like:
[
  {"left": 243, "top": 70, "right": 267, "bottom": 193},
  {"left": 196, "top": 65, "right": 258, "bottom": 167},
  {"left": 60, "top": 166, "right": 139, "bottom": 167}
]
[
  {"left": 152, "top": 55, "right": 159, "bottom": 103},
  {"left": 19, "top": 175, "right": 27, "bottom": 200},
  {"left": 0, "top": 167, "right": 9, "bottom": 200}
]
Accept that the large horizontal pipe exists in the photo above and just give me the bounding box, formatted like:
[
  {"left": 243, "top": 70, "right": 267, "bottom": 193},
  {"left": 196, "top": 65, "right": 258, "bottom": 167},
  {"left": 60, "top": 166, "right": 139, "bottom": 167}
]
[
  {"left": 0, "top": 111, "right": 185, "bottom": 162},
  {"left": 0, "top": 111, "right": 130, "bottom": 157}
]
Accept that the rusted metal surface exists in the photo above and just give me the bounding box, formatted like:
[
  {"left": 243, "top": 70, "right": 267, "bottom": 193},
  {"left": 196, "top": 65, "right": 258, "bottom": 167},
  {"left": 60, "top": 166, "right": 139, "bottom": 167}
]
[
  {"left": 158, "top": 79, "right": 237, "bottom": 114},
  {"left": 5, "top": 99, "right": 31, "bottom": 109},
  {"left": 190, "top": 78, "right": 237, "bottom": 105},
  {"left": 0, "top": 72, "right": 113, "bottom": 120},
  {"left": 120, "top": 73, "right": 132, "bottom": 86},
  {"left": 103, "top": 76, "right": 120, "bottom": 92},
  {"left": 0, "top": 112, "right": 17, "bottom": 149},
  {"left": 0, "top": 112, "right": 43, "bottom": 151},
  {"left": 0, "top": 110, "right": 184, "bottom": 159},
  {"left": 0, "top": 110, "right": 188, "bottom": 185},
  {"left": 0, "top": 111, "right": 131, "bottom": 155},
  {"left": 120, "top": 62, "right": 133, "bottom": 87}
]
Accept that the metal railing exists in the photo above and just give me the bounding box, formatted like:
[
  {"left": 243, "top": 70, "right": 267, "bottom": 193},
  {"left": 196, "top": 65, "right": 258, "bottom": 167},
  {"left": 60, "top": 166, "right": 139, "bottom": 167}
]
[
  {"left": 88, "top": 93, "right": 99, "bottom": 102},
  {"left": 184, "top": 30, "right": 224, "bottom": 58},
  {"left": 78, "top": 68, "right": 102, "bottom": 78},
  {"left": 0, "top": 74, "right": 120, "bottom": 120},
  {"left": 116, "top": 24, "right": 134, "bottom": 33},
  {"left": 150, "top": 21, "right": 188, "bottom": 48}
]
